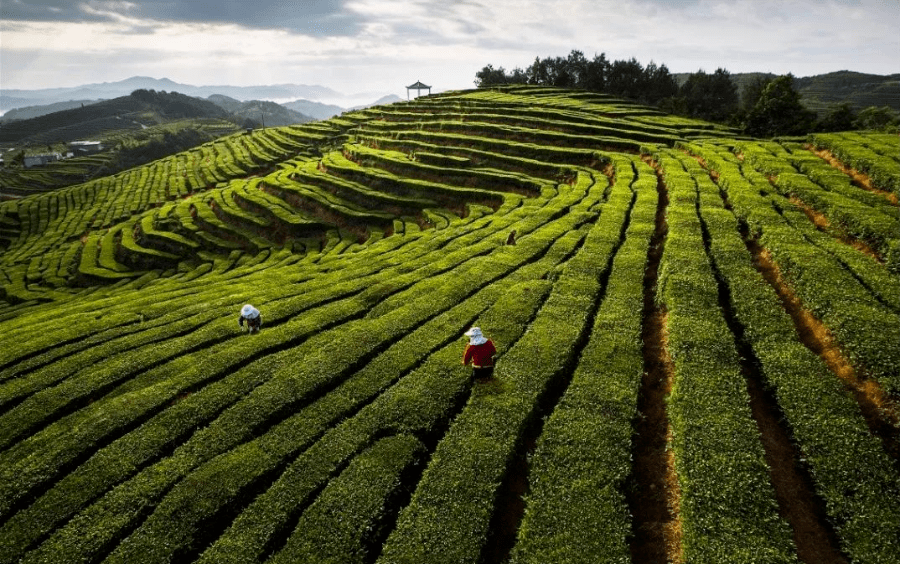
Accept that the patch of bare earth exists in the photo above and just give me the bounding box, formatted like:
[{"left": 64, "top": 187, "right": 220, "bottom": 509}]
[
  {"left": 807, "top": 145, "right": 900, "bottom": 206},
  {"left": 743, "top": 361, "right": 849, "bottom": 563},
  {"left": 750, "top": 244, "right": 900, "bottom": 462},
  {"left": 694, "top": 156, "right": 875, "bottom": 563},
  {"left": 786, "top": 196, "right": 883, "bottom": 262},
  {"left": 629, "top": 159, "right": 683, "bottom": 564}
]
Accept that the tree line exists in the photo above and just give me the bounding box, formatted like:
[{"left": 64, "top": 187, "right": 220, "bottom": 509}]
[{"left": 474, "top": 51, "right": 899, "bottom": 137}]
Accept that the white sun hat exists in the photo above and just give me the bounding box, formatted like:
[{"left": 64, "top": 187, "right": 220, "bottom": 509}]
[
  {"left": 241, "top": 304, "right": 260, "bottom": 318},
  {"left": 464, "top": 327, "right": 487, "bottom": 345}
]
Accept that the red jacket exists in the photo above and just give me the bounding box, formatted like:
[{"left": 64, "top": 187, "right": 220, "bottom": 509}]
[{"left": 463, "top": 340, "right": 496, "bottom": 368}]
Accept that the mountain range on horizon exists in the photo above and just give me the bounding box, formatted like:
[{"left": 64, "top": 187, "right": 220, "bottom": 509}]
[
  {"left": 2, "top": 69, "right": 898, "bottom": 125},
  {"left": 0, "top": 76, "right": 402, "bottom": 116}
]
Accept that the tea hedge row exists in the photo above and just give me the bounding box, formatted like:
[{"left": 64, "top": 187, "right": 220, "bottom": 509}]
[
  {"left": 687, "top": 149, "right": 900, "bottom": 564},
  {"left": 356, "top": 117, "right": 647, "bottom": 153},
  {"left": 1, "top": 167, "right": 592, "bottom": 560},
  {"left": 718, "top": 152, "right": 900, "bottom": 393},
  {"left": 343, "top": 143, "right": 545, "bottom": 197},
  {"left": 0, "top": 191, "right": 527, "bottom": 458},
  {"left": 809, "top": 132, "right": 900, "bottom": 194},
  {"left": 289, "top": 158, "right": 437, "bottom": 214},
  {"left": 655, "top": 150, "right": 798, "bottom": 564},
  {"left": 195, "top": 275, "right": 557, "bottom": 564},
  {"left": 20, "top": 175, "right": 596, "bottom": 564},
  {"left": 358, "top": 129, "right": 603, "bottom": 168},
  {"left": 359, "top": 106, "right": 684, "bottom": 145},
  {"left": 782, "top": 141, "right": 897, "bottom": 213},
  {"left": 0, "top": 122, "right": 341, "bottom": 283},
  {"left": 737, "top": 141, "right": 899, "bottom": 264},
  {"left": 682, "top": 140, "right": 900, "bottom": 312},
  {"left": 377, "top": 171, "right": 629, "bottom": 564},
  {"left": 510, "top": 155, "right": 658, "bottom": 564},
  {"left": 267, "top": 433, "right": 427, "bottom": 564}
]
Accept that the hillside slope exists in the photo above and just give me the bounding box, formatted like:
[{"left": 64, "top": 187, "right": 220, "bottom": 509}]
[
  {"left": 0, "top": 90, "right": 234, "bottom": 144},
  {"left": 206, "top": 95, "right": 315, "bottom": 127},
  {"left": 0, "top": 86, "right": 898, "bottom": 564},
  {"left": 675, "top": 70, "right": 900, "bottom": 114},
  {"left": 0, "top": 100, "right": 103, "bottom": 122},
  {"left": 793, "top": 70, "right": 900, "bottom": 113}
]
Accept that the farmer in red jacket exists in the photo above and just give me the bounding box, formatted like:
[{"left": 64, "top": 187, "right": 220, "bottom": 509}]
[{"left": 462, "top": 327, "right": 496, "bottom": 379}]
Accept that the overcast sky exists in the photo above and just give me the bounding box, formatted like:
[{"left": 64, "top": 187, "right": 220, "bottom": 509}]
[{"left": 2, "top": 0, "right": 898, "bottom": 102}]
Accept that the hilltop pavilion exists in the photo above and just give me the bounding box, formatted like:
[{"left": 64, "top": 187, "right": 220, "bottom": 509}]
[{"left": 406, "top": 81, "right": 432, "bottom": 100}]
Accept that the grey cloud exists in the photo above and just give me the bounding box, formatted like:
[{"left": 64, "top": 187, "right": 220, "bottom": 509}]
[
  {"left": 0, "top": 0, "right": 104, "bottom": 23},
  {"left": 1, "top": 0, "right": 366, "bottom": 37},
  {"left": 377, "top": 1, "right": 491, "bottom": 46}
]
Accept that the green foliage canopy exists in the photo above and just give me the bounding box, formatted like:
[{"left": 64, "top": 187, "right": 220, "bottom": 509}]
[{"left": 743, "top": 75, "right": 817, "bottom": 137}]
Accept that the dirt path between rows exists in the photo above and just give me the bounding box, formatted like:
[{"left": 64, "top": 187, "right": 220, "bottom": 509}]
[
  {"left": 786, "top": 196, "right": 884, "bottom": 263},
  {"left": 750, "top": 245, "right": 900, "bottom": 462},
  {"left": 629, "top": 158, "right": 683, "bottom": 564},
  {"left": 807, "top": 145, "right": 899, "bottom": 205}
]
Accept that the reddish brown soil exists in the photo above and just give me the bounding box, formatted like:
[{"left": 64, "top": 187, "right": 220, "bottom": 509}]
[
  {"left": 789, "top": 195, "right": 831, "bottom": 230},
  {"left": 751, "top": 246, "right": 900, "bottom": 461},
  {"left": 787, "top": 196, "right": 883, "bottom": 262},
  {"left": 807, "top": 145, "right": 900, "bottom": 205},
  {"left": 630, "top": 158, "right": 683, "bottom": 564},
  {"left": 741, "top": 347, "right": 849, "bottom": 564},
  {"left": 633, "top": 309, "right": 683, "bottom": 564}
]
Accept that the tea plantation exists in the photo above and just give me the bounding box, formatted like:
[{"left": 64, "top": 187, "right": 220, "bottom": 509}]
[{"left": 1, "top": 86, "right": 898, "bottom": 564}]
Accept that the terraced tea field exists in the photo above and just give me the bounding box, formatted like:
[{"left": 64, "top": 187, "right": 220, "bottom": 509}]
[{"left": 1, "top": 85, "right": 898, "bottom": 564}]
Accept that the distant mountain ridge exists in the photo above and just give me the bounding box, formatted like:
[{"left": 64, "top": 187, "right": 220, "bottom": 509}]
[
  {"left": 792, "top": 70, "right": 900, "bottom": 114},
  {"left": 0, "top": 88, "right": 405, "bottom": 146},
  {"left": 0, "top": 76, "right": 393, "bottom": 115},
  {"left": 1, "top": 100, "right": 104, "bottom": 121},
  {"left": 0, "top": 89, "right": 234, "bottom": 144},
  {"left": 206, "top": 95, "right": 315, "bottom": 127},
  {"left": 673, "top": 70, "right": 900, "bottom": 114},
  {"left": 282, "top": 99, "right": 347, "bottom": 120}
]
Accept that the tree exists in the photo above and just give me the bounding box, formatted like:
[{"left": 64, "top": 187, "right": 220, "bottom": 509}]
[
  {"left": 816, "top": 103, "right": 856, "bottom": 132},
  {"left": 740, "top": 75, "right": 773, "bottom": 111},
  {"left": 475, "top": 65, "right": 510, "bottom": 87},
  {"left": 581, "top": 53, "right": 609, "bottom": 92},
  {"left": 545, "top": 56, "right": 575, "bottom": 87},
  {"left": 606, "top": 58, "right": 644, "bottom": 100},
  {"left": 679, "top": 68, "right": 738, "bottom": 122},
  {"left": 9, "top": 150, "right": 25, "bottom": 168},
  {"left": 566, "top": 50, "right": 589, "bottom": 87},
  {"left": 854, "top": 106, "right": 899, "bottom": 131},
  {"left": 743, "top": 74, "right": 816, "bottom": 137},
  {"left": 641, "top": 61, "right": 679, "bottom": 105},
  {"left": 526, "top": 57, "right": 551, "bottom": 85},
  {"left": 508, "top": 67, "right": 528, "bottom": 84}
]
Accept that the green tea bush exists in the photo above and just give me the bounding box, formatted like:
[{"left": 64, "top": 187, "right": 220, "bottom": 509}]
[
  {"left": 9, "top": 177, "right": 599, "bottom": 563},
  {"left": 377, "top": 172, "right": 631, "bottom": 564},
  {"left": 268, "top": 434, "right": 427, "bottom": 564},
  {"left": 692, "top": 159, "right": 900, "bottom": 564},
  {"left": 2, "top": 86, "right": 896, "bottom": 564},
  {"left": 685, "top": 140, "right": 900, "bottom": 310},
  {"left": 810, "top": 132, "right": 900, "bottom": 194},
  {"left": 692, "top": 143, "right": 900, "bottom": 392},
  {"left": 511, "top": 156, "right": 656, "bottom": 564},
  {"left": 657, "top": 151, "right": 797, "bottom": 564}
]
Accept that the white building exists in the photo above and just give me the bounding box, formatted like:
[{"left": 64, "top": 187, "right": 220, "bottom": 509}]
[
  {"left": 23, "top": 153, "right": 62, "bottom": 168},
  {"left": 68, "top": 141, "right": 104, "bottom": 155}
]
